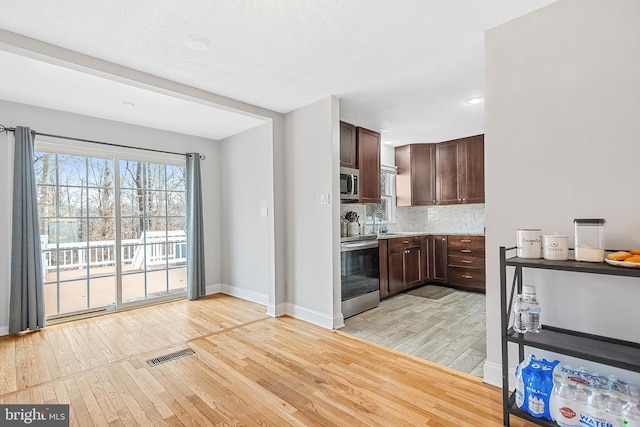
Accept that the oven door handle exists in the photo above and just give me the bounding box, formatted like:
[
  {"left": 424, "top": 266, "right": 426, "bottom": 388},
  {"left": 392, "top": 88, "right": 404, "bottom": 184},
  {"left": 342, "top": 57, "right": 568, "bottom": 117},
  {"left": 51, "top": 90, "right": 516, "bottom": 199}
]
[{"left": 341, "top": 241, "right": 379, "bottom": 252}]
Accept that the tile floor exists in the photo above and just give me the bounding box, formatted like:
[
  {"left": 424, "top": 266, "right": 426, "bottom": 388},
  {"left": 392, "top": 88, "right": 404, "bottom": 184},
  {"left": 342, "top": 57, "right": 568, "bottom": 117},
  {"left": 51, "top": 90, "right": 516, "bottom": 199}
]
[{"left": 340, "top": 285, "right": 486, "bottom": 377}]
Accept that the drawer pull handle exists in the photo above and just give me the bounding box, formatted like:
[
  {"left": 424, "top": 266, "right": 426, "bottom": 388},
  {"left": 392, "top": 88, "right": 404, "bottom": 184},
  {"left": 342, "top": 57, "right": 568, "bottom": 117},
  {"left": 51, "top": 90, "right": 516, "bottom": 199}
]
[
  {"left": 462, "top": 274, "right": 473, "bottom": 279},
  {"left": 461, "top": 249, "right": 472, "bottom": 253},
  {"left": 460, "top": 239, "right": 471, "bottom": 243},
  {"left": 403, "top": 240, "right": 409, "bottom": 244},
  {"left": 461, "top": 260, "right": 472, "bottom": 263}
]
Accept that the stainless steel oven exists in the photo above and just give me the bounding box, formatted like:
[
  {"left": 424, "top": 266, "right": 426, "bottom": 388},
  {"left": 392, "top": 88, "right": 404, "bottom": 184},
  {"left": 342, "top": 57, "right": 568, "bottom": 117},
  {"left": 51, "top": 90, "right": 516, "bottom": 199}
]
[{"left": 340, "top": 237, "right": 380, "bottom": 318}]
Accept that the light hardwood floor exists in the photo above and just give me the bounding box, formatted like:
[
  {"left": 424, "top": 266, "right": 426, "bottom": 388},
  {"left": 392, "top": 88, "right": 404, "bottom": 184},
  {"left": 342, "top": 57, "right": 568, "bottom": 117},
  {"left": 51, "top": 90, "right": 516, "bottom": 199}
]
[
  {"left": 340, "top": 286, "right": 486, "bottom": 377},
  {"left": 0, "top": 295, "right": 535, "bottom": 426}
]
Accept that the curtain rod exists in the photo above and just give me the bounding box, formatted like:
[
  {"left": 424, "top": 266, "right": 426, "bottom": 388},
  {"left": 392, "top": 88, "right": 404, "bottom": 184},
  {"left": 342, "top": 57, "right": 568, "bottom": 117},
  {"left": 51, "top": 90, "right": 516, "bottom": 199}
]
[{"left": 0, "top": 124, "right": 205, "bottom": 160}]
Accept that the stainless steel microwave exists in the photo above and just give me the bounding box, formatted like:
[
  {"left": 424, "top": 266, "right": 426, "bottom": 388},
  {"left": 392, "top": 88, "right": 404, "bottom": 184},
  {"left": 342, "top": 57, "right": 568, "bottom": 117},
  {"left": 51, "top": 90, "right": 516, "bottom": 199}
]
[{"left": 340, "top": 167, "right": 359, "bottom": 201}]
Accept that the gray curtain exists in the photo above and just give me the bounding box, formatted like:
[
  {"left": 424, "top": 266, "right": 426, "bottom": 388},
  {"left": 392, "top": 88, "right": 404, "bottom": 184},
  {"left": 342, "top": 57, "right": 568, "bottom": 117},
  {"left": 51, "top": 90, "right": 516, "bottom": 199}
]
[
  {"left": 9, "top": 126, "right": 45, "bottom": 333},
  {"left": 186, "top": 153, "right": 206, "bottom": 300}
]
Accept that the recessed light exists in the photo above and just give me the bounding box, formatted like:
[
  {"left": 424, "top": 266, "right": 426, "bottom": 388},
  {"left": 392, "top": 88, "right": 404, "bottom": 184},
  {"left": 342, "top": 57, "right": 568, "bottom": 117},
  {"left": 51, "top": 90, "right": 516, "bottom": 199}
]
[
  {"left": 465, "top": 97, "right": 484, "bottom": 105},
  {"left": 184, "top": 35, "right": 211, "bottom": 52},
  {"left": 122, "top": 101, "right": 136, "bottom": 108}
]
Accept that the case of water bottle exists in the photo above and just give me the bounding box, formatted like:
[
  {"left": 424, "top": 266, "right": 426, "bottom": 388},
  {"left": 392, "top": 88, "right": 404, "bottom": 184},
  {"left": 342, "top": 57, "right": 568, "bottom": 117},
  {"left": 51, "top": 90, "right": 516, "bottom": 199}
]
[{"left": 516, "top": 356, "right": 640, "bottom": 426}]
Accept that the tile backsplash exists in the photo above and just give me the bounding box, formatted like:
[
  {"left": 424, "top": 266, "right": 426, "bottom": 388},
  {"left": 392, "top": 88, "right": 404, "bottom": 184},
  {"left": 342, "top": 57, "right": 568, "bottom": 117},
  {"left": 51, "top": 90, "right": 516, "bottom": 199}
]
[
  {"left": 395, "top": 204, "right": 485, "bottom": 234},
  {"left": 340, "top": 203, "right": 485, "bottom": 235}
]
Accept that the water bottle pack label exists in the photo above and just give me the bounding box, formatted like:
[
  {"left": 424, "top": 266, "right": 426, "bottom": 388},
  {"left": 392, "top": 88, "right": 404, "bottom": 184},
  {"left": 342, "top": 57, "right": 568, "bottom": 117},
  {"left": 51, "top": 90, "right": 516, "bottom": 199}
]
[
  {"left": 519, "top": 355, "right": 559, "bottom": 420},
  {"left": 550, "top": 365, "right": 640, "bottom": 427}
]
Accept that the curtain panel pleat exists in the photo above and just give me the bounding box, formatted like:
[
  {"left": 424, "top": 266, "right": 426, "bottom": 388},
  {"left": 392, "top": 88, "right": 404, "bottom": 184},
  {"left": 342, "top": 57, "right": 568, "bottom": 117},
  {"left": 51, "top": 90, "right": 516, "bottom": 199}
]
[
  {"left": 186, "top": 153, "right": 206, "bottom": 300},
  {"left": 9, "top": 126, "right": 45, "bottom": 334}
]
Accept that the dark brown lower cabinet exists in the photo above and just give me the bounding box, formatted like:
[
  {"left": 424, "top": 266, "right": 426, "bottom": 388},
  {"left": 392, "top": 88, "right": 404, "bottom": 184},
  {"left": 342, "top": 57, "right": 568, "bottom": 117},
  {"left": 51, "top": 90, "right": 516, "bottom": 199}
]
[
  {"left": 447, "top": 235, "right": 486, "bottom": 292},
  {"left": 379, "top": 234, "right": 485, "bottom": 300},
  {"left": 386, "top": 236, "right": 425, "bottom": 297}
]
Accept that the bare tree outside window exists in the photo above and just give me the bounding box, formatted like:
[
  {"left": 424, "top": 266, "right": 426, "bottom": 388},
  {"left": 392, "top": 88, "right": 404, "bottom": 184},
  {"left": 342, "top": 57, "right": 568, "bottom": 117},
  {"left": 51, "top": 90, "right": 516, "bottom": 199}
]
[{"left": 34, "top": 149, "right": 187, "bottom": 317}]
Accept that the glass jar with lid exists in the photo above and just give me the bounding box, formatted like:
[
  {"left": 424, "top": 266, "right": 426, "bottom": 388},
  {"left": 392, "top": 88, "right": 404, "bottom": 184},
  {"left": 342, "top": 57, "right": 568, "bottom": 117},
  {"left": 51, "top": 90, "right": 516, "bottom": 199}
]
[{"left": 573, "top": 218, "right": 605, "bottom": 262}]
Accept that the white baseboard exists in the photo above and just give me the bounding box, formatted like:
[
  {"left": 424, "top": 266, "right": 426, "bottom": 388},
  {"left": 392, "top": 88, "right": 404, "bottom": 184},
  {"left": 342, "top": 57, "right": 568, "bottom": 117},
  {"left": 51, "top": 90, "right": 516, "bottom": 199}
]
[
  {"left": 332, "top": 313, "right": 345, "bottom": 330},
  {"left": 206, "top": 283, "right": 222, "bottom": 295},
  {"left": 282, "top": 303, "right": 335, "bottom": 330},
  {"left": 483, "top": 360, "right": 516, "bottom": 389},
  {"left": 220, "top": 284, "right": 269, "bottom": 306},
  {"left": 205, "top": 285, "right": 340, "bottom": 331},
  {"left": 0, "top": 325, "right": 8, "bottom": 336},
  {"left": 266, "top": 302, "right": 288, "bottom": 318}
]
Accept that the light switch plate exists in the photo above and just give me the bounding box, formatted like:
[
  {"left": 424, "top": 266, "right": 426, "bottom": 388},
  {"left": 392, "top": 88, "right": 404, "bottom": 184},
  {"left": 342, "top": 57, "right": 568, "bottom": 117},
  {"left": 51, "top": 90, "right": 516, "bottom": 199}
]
[
  {"left": 260, "top": 207, "right": 268, "bottom": 216},
  {"left": 320, "top": 193, "right": 330, "bottom": 205}
]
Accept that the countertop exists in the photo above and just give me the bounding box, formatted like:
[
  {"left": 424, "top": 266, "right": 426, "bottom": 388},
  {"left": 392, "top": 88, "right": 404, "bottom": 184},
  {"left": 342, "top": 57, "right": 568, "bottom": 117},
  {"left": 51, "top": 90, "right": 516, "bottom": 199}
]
[{"left": 341, "top": 232, "right": 484, "bottom": 243}]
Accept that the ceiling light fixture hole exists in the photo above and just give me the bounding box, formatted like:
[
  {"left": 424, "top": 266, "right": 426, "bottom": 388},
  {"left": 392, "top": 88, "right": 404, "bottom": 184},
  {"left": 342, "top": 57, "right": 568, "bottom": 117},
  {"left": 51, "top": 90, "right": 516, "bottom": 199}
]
[
  {"left": 185, "top": 35, "right": 211, "bottom": 52},
  {"left": 465, "top": 97, "right": 484, "bottom": 105}
]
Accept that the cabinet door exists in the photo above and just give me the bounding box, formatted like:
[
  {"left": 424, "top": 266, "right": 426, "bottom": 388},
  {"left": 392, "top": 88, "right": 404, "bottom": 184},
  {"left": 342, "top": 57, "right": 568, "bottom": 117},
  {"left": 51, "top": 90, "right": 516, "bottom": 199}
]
[
  {"left": 395, "top": 145, "right": 411, "bottom": 207},
  {"left": 429, "top": 235, "right": 448, "bottom": 283},
  {"left": 339, "top": 122, "right": 357, "bottom": 169},
  {"left": 388, "top": 248, "right": 406, "bottom": 295},
  {"left": 378, "top": 239, "right": 389, "bottom": 299},
  {"left": 411, "top": 144, "right": 436, "bottom": 205},
  {"left": 357, "top": 127, "right": 381, "bottom": 203},
  {"left": 458, "top": 135, "right": 484, "bottom": 204},
  {"left": 436, "top": 140, "right": 460, "bottom": 205},
  {"left": 403, "top": 247, "right": 423, "bottom": 287}
]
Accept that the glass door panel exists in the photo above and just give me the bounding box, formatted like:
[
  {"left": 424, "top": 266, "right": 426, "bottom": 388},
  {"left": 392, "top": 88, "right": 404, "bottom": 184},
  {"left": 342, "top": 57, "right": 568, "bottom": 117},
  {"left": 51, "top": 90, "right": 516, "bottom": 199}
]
[{"left": 35, "top": 147, "right": 186, "bottom": 318}]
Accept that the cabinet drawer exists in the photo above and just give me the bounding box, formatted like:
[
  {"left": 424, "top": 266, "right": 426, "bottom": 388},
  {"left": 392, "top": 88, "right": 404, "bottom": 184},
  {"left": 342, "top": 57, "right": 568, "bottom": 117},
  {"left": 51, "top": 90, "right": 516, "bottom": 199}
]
[
  {"left": 448, "top": 255, "right": 485, "bottom": 268},
  {"left": 447, "top": 266, "right": 485, "bottom": 289},
  {"left": 447, "top": 236, "right": 485, "bottom": 248},
  {"left": 447, "top": 247, "right": 485, "bottom": 258},
  {"left": 388, "top": 236, "right": 423, "bottom": 251}
]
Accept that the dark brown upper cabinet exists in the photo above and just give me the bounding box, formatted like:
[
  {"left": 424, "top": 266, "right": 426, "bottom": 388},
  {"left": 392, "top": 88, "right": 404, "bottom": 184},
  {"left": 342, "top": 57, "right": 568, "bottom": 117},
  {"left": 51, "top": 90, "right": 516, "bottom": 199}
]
[
  {"left": 458, "top": 135, "right": 485, "bottom": 204},
  {"left": 397, "top": 134, "right": 484, "bottom": 206},
  {"left": 435, "top": 140, "right": 460, "bottom": 204},
  {"left": 339, "top": 121, "right": 357, "bottom": 169},
  {"left": 339, "top": 122, "right": 381, "bottom": 204},
  {"left": 395, "top": 144, "right": 436, "bottom": 207},
  {"left": 356, "top": 127, "right": 381, "bottom": 204},
  {"left": 437, "top": 134, "right": 484, "bottom": 205}
]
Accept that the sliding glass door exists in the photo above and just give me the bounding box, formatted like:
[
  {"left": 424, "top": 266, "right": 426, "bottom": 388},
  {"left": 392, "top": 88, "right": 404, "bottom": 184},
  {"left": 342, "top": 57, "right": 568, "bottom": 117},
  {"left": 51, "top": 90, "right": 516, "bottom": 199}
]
[
  {"left": 119, "top": 159, "right": 187, "bottom": 304},
  {"left": 34, "top": 141, "right": 187, "bottom": 318}
]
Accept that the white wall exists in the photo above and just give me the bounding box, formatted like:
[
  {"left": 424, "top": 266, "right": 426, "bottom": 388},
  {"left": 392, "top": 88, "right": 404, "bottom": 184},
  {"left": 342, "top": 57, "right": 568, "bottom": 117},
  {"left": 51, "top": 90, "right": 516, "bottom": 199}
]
[
  {"left": 0, "top": 99, "right": 222, "bottom": 334},
  {"left": 284, "top": 96, "right": 342, "bottom": 329},
  {"left": 484, "top": 0, "right": 640, "bottom": 386},
  {"left": 219, "top": 122, "right": 274, "bottom": 305},
  {"left": 380, "top": 143, "right": 394, "bottom": 166}
]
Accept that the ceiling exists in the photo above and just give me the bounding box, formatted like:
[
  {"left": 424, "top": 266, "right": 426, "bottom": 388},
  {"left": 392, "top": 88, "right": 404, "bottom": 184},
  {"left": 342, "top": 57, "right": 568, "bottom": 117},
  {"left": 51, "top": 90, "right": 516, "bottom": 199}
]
[{"left": 0, "top": 0, "right": 556, "bottom": 146}]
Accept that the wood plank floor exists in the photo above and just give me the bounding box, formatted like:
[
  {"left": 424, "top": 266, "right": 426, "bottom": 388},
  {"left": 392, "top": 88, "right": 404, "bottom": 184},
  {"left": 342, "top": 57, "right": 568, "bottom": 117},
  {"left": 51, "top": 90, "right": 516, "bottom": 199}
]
[
  {"left": 340, "top": 286, "right": 486, "bottom": 376},
  {"left": 0, "top": 295, "right": 536, "bottom": 426}
]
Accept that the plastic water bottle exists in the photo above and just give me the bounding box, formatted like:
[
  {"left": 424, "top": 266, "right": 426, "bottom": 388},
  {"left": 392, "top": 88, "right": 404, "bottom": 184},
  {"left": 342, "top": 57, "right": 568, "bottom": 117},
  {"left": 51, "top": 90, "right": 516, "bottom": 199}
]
[
  {"left": 513, "top": 293, "right": 528, "bottom": 333},
  {"left": 623, "top": 387, "right": 640, "bottom": 426},
  {"left": 587, "top": 390, "right": 609, "bottom": 424},
  {"left": 573, "top": 383, "right": 591, "bottom": 418},
  {"left": 515, "top": 363, "right": 526, "bottom": 409},
  {"left": 524, "top": 285, "right": 541, "bottom": 333},
  {"left": 550, "top": 377, "right": 576, "bottom": 427},
  {"left": 606, "top": 391, "right": 625, "bottom": 426},
  {"left": 623, "top": 400, "right": 640, "bottom": 427}
]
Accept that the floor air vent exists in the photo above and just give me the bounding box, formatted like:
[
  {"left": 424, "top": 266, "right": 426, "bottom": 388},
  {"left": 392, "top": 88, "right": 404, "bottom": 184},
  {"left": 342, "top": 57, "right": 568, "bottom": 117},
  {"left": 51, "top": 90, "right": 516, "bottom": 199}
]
[{"left": 146, "top": 348, "right": 195, "bottom": 366}]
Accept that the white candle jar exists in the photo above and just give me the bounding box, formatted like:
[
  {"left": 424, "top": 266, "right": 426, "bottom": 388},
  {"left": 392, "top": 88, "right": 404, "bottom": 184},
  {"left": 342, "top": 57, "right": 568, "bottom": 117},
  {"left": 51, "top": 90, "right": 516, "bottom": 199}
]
[
  {"left": 516, "top": 228, "right": 542, "bottom": 259},
  {"left": 543, "top": 233, "right": 569, "bottom": 261}
]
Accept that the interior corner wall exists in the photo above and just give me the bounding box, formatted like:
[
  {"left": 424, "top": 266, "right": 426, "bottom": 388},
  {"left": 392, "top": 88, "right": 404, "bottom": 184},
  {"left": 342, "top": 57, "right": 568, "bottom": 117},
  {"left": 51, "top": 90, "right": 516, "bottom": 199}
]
[
  {"left": 219, "top": 122, "right": 274, "bottom": 305},
  {"left": 0, "top": 99, "right": 222, "bottom": 334},
  {"left": 284, "top": 96, "right": 339, "bottom": 329},
  {"left": 484, "top": 0, "right": 640, "bottom": 386}
]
